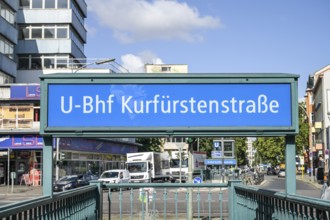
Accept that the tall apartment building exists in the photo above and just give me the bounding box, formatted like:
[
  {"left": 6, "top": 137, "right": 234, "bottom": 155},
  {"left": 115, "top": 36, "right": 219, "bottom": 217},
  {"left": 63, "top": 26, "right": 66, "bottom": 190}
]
[
  {"left": 305, "top": 64, "right": 330, "bottom": 177},
  {"left": 0, "top": 0, "right": 138, "bottom": 185},
  {"left": 0, "top": 0, "right": 17, "bottom": 84},
  {"left": 16, "top": 0, "right": 87, "bottom": 83}
]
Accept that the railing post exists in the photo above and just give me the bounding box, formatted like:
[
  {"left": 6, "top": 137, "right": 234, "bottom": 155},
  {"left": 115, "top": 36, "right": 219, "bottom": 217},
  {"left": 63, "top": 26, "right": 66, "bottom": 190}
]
[
  {"left": 42, "top": 136, "right": 53, "bottom": 196},
  {"left": 228, "top": 180, "right": 242, "bottom": 220},
  {"left": 285, "top": 135, "right": 296, "bottom": 195},
  {"left": 90, "top": 180, "right": 103, "bottom": 220}
]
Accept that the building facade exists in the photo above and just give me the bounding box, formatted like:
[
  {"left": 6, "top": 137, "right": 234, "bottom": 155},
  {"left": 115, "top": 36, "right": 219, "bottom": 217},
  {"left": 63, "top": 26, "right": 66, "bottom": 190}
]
[
  {"left": 0, "top": 0, "right": 17, "bottom": 84},
  {"left": 0, "top": 0, "right": 139, "bottom": 185},
  {"left": 305, "top": 64, "right": 330, "bottom": 178}
]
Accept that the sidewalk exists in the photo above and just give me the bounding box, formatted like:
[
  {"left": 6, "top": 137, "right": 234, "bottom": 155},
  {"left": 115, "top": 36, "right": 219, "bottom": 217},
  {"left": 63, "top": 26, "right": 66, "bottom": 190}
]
[
  {"left": 296, "top": 174, "right": 325, "bottom": 190},
  {"left": 0, "top": 184, "right": 42, "bottom": 196}
]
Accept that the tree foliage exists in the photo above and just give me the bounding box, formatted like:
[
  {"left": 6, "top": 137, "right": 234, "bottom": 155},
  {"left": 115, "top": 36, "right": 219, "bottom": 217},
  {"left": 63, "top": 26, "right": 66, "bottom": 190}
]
[
  {"left": 136, "top": 138, "right": 164, "bottom": 152},
  {"left": 253, "top": 101, "right": 309, "bottom": 166},
  {"left": 234, "top": 137, "right": 248, "bottom": 166}
]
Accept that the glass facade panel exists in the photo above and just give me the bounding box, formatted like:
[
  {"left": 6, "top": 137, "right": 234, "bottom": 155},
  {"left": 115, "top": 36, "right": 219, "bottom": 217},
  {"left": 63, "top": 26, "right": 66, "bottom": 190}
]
[
  {"left": 19, "top": 27, "right": 30, "bottom": 40},
  {"left": 32, "top": 0, "right": 42, "bottom": 8},
  {"left": 43, "top": 58, "right": 55, "bottom": 68},
  {"left": 45, "top": 0, "right": 55, "bottom": 8},
  {"left": 31, "top": 28, "right": 42, "bottom": 39},
  {"left": 44, "top": 27, "right": 55, "bottom": 38},
  {"left": 31, "top": 56, "right": 41, "bottom": 69},
  {"left": 20, "top": 0, "right": 30, "bottom": 8},
  {"left": 57, "top": 28, "right": 67, "bottom": 38},
  {"left": 58, "top": 0, "right": 68, "bottom": 8},
  {"left": 18, "top": 57, "right": 30, "bottom": 69},
  {"left": 57, "top": 58, "right": 68, "bottom": 68}
]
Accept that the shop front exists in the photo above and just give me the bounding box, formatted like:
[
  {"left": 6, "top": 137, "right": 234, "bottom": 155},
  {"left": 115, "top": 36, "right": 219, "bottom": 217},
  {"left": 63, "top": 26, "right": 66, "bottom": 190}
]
[
  {"left": 56, "top": 137, "right": 138, "bottom": 178},
  {"left": 0, "top": 134, "right": 43, "bottom": 185}
]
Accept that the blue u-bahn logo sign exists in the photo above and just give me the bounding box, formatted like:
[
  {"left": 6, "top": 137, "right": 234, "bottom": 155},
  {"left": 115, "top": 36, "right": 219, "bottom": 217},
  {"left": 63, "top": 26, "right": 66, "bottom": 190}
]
[{"left": 40, "top": 74, "right": 299, "bottom": 137}]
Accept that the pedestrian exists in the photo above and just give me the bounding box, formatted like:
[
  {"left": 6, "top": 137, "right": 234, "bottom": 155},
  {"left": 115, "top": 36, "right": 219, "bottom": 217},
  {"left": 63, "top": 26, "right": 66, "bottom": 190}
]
[
  {"left": 317, "top": 155, "right": 325, "bottom": 183},
  {"left": 318, "top": 155, "right": 325, "bottom": 168}
]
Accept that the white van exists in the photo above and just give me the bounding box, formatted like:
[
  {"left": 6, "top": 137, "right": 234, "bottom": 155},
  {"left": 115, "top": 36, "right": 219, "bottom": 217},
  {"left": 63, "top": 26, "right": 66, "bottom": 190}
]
[{"left": 98, "top": 169, "right": 130, "bottom": 190}]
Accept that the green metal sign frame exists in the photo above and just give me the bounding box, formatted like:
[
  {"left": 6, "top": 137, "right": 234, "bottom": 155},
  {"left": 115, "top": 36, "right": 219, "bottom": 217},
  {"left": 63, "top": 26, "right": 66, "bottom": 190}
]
[{"left": 40, "top": 73, "right": 299, "bottom": 137}]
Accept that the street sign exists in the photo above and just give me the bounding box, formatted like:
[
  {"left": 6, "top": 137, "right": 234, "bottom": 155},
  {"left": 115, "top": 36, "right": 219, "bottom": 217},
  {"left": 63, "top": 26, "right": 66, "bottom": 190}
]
[
  {"left": 40, "top": 73, "right": 299, "bottom": 137},
  {"left": 211, "top": 151, "right": 222, "bottom": 158},
  {"left": 193, "top": 177, "right": 202, "bottom": 184}
]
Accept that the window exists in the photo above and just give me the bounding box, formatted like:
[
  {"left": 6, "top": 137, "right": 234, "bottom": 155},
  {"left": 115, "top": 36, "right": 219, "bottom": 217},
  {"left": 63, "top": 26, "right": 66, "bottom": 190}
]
[
  {"left": 57, "top": 27, "right": 68, "bottom": 38},
  {"left": 17, "top": 54, "right": 72, "bottom": 70},
  {"left": 32, "top": 0, "right": 42, "bottom": 8},
  {"left": 45, "top": 0, "right": 55, "bottom": 8},
  {"left": 18, "top": 56, "right": 30, "bottom": 69},
  {"left": 57, "top": 58, "right": 67, "bottom": 68},
  {"left": 0, "top": 1, "right": 15, "bottom": 25},
  {"left": 0, "top": 36, "right": 14, "bottom": 59},
  {"left": 43, "top": 57, "right": 55, "bottom": 68},
  {"left": 19, "top": 27, "right": 30, "bottom": 40},
  {"left": 31, "top": 56, "right": 42, "bottom": 69},
  {"left": 58, "top": 0, "right": 68, "bottom": 8},
  {"left": 44, "top": 26, "right": 55, "bottom": 38},
  {"left": 20, "top": 0, "right": 30, "bottom": 8},
  {"left": 31, "top": 28, "right": 42, "bottom": 38},
  {"left": 161, "top": 66, "right": 171, "bottom": 72}
]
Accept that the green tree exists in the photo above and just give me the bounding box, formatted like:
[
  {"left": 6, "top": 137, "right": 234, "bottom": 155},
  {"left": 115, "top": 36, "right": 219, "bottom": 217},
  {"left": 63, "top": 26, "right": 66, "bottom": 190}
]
[
  {"left": 296, "top": 102, "right": 309, "bottom": 154},
  {"left": 253, "top": 101, "right": 309, "bottom": 167},
  {"left": 196, "top": 138, "right": 214, "bottom": 158},
  {"left": 136, "top": 138, "right": 164, "bottom": 152},
  {"left": 234, "top": 137, "right": 248, "bottom": 166},
  {"left": 253, "top": 137, "right": 285, "bottom": 167}
]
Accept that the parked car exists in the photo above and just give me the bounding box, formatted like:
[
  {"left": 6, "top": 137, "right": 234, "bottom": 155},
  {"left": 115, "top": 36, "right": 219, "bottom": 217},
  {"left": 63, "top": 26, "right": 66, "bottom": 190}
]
[
  {"left": 98, "top": 169, "right": 131, "bottom": 190},
  {"left": 53, "top": 174, "right": 98, "bottom": 192},
  {"left": 267, "top": 167, "right": 276, "bottom": 175},
  {"left": 278, "top": 169, "right": 286, "bottom": 178}
]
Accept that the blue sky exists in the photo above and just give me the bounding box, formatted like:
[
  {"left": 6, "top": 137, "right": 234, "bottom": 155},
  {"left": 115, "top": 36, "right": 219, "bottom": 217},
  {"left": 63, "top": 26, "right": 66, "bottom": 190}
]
[{"left": 84, "top": 0, "right": 330, "bottom": 100}]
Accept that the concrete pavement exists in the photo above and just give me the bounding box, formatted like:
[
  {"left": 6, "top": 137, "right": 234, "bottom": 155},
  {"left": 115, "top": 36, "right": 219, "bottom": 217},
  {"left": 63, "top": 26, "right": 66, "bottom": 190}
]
[
  {"left": 296, "top": 174, "right": 326, "bottom": 190},
  {"left": 0, "top": 175, "right": 326, "bottom": 206}
]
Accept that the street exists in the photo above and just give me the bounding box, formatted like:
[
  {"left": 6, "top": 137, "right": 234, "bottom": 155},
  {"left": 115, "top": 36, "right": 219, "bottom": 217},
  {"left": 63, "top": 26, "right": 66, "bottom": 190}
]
[
  {"left": 257, "top": 174, "right": 322, "bottom": 198},
  {"left": 0, "top": 175, "right": 324, "bottom": 219}
]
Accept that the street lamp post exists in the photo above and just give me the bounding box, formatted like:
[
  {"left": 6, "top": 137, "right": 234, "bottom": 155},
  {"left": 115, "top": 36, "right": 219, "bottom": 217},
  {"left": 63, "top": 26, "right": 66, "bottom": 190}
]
[{"left": 73, "top": 58, "right": 116, "bottom": 73}]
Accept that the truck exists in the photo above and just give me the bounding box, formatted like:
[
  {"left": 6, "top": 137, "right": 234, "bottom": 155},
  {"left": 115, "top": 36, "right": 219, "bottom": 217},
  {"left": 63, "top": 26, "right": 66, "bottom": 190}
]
[
  {"left": 170, "top": 151, "right": 206, "bottom": 183},
  {"left": 126, "top": 152, "right": 171, "bottom": 183}
]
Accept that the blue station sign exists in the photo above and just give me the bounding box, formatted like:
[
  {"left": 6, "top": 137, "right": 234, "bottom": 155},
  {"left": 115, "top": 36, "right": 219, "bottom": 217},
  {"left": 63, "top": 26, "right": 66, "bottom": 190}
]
[{"left": 40, "top": 74, "right": 299, "bottom": 137}]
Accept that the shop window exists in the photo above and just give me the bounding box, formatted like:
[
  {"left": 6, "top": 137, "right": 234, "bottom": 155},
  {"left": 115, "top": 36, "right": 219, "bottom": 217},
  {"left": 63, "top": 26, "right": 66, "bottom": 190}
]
[{"left": 34, "top": 107, "right": 40, "bottom": 121}]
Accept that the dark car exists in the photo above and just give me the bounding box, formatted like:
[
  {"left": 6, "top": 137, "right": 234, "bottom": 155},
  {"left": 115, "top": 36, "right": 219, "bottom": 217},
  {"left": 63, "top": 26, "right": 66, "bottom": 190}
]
[
  {"left": 53, "top": 174, "right": 98, "bottom": 192},
  {"left": 267, "top": 167, "right": 276, "bottom": 175}
]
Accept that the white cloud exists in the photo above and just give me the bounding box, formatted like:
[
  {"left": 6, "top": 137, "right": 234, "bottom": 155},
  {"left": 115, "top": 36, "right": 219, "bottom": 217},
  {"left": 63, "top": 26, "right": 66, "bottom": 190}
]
[
  {"left": 117, "top": 52, "right": 164, "bottom": 72},
  {"left": 87, "top": 0, "right": 221, "bottom": 43}
]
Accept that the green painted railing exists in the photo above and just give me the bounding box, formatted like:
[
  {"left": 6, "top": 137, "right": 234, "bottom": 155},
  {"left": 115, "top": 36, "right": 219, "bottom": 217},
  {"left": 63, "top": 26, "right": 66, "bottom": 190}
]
[
  {"left": 233, "top": 184, "right": 330, "bottom": 220},
  {"left": 0, "top": 184, "right": 100, "bottom": 220},
  {"left": 1, "top": 180, "right": 329, "bottom": 220},
  {"left": 105, "top": 182, "right": 232, "bottom": 220}
]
